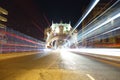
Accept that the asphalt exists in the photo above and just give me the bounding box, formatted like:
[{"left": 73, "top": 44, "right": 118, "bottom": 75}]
[{"left": 0, "top": 50, "right": 120, "bottom": 80}]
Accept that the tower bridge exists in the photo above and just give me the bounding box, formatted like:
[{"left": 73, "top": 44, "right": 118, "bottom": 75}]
[{"left": 44, "top": 22, "right": 78, "bottom": 49}]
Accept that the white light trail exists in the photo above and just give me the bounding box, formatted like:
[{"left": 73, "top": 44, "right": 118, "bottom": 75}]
[
  {"left": 82, "top": 13, "right": 120, "bottom": 37},
  {"left": 79, "top": 0, "right": 120, "bottom": 34},
  {"left": 78, "top": 26, "right": 120, "bottom": 43},
  {"left": 72, "top": 0, "right": 100, "bottom": 33},
  {"left": 69, "top": 48, "right": 120, "bottom": 57},
  {"left": 101, "top": 26, "right": 120, "bottom": 35},
  {"left": 77, "top": 1, "right": 120, "bottom": 45},
  {"left": 64, "top": 0, "right": 100, "bottom": 47}
]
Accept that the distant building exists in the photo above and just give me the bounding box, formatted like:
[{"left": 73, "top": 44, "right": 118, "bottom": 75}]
[
  {"left": 44, "top": 22, "right": 78, "bottom": 49},
  {"left": 0, "top": 7, "right": 8, "bottom": 28},
  {"left": 0, "top": 7, "right": 8, "bottom": 43}
]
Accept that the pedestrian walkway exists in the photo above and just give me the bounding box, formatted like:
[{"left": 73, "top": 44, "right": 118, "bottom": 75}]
[{"left": 0, "top": 51, "right": 39, "bottom": 60}]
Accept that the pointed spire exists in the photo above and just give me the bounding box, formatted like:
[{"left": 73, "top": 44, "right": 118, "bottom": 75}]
[
  {"left": 69, "top": 21, "right": 71, "bottom": 24},
  {"left": 52, "top": 20, "right": 54, "bottom": 24}
]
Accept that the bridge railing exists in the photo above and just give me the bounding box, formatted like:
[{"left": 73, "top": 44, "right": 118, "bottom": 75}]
[{"left": 0, "top": 27, "right": 45, "bottom": 53}]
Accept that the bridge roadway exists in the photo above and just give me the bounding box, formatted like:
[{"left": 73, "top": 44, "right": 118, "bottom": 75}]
[{"left": 0, "top": 50, "right": 120, "bottom": 80}]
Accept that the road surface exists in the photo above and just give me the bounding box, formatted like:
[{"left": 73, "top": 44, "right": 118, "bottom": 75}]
[{"left": 0, "top": 50, "right": 120, "bottom": 80}]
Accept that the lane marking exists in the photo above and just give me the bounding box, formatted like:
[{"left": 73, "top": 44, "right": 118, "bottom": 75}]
[
  {"left": 69, "top": 60, "right": 76, "bottom": 65},
  {"left": 86, "top": 74, "right": 95, "bottom": 80}
]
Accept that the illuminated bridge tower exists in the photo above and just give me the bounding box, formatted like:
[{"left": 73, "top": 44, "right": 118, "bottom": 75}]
[{"left": 44, "top": 22, "right": 78, "bottom": 49}]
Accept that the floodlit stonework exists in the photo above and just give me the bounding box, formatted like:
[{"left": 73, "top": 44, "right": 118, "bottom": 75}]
[{"left": 44, "top": 22, "right": 78, "bottom": 49}]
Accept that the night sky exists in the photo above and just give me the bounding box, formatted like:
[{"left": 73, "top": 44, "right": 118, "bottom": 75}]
[{"left": 0, "top": 0, "right": 115, "bottom": 41}]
